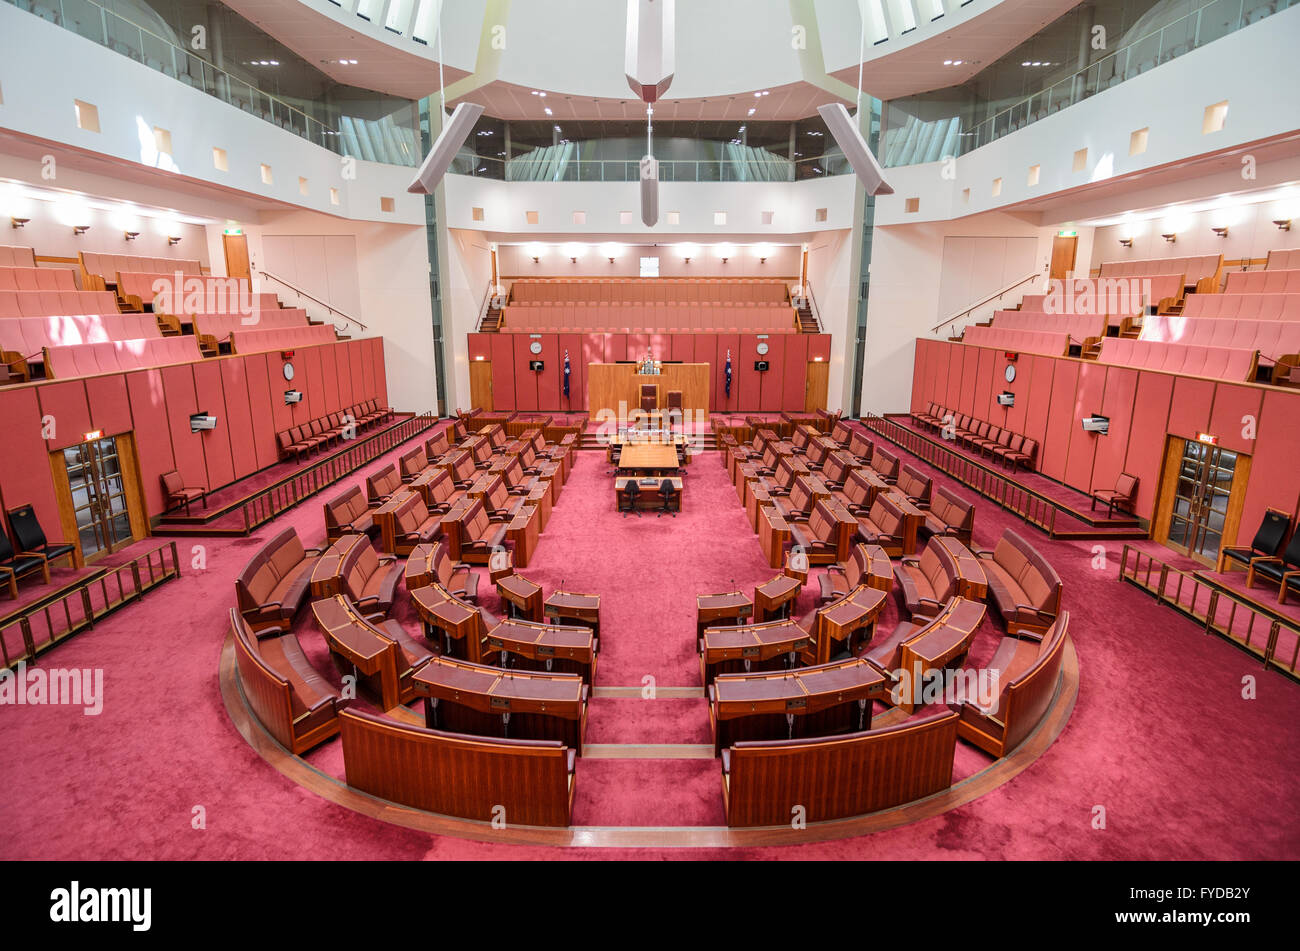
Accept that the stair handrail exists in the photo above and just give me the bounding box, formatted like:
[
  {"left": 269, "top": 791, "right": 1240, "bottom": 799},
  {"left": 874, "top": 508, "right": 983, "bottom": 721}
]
[
  {"left": 932, "top": 270, "right": 1042, "bottom": 334},
  {"left": 476, "top": 279, "right": 497, "bottom": 331},
  {"left": 794, "top": 280, "right": 822, "bottom": 333},
  {"left": 256, "top": 269, "right": 367, "bottom": 331}
]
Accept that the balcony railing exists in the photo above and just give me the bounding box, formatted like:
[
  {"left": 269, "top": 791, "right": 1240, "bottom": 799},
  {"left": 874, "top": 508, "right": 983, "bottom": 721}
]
[{"left": 449, "top": 152, "right": 853, "bottom": 183}]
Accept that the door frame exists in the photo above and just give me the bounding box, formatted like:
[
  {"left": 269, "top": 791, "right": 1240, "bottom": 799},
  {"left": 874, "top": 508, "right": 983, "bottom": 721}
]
[
  {"left": 1153, "top": 435, "right": 1252, "bottom": 566},
  {"left": 49, "top": 433, "right": 148, "bottom": 566}
]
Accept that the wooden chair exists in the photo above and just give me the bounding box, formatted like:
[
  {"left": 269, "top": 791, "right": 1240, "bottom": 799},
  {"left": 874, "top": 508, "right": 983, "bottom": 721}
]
[{"left": 161, "top": 470, "right": 206, "bottom": 514}]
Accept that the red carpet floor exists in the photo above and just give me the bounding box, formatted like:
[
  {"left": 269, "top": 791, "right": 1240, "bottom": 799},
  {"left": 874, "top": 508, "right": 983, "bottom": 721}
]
[{"left": 2, "top": 422, "right": 1298, "bottom": 859}]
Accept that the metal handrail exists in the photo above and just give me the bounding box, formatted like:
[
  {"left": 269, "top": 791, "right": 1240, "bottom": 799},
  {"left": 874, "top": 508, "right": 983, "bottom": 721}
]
[
  {"left": 931, "top": 271, "right": 1042, "bottom": 334},
  {"left": 257, "top": 270, "right": 367, "bottom": 331},
  {"left": 800, "top": 281, "right": 822, "bottom": 333}
]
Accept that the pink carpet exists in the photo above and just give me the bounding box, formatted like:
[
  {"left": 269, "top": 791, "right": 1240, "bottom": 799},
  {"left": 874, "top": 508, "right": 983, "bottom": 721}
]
[{"left": 2, "top": 423, "right": 1299, "bottom": 860}]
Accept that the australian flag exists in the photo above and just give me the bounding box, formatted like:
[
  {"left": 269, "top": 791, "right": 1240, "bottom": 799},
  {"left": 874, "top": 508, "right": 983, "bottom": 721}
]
[
  {"left": 563, "top": 349, "right": 571, "bottom": 399},
  {"left": 724, "top": 350, "right": 732, "bottom": 398}
]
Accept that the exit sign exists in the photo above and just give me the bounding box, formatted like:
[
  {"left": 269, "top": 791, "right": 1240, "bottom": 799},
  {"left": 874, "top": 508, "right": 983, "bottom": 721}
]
[
  {"left": 1197, "top": 432, "right": 1219, "bottom": 445},
  {"left": 1058, "top": 229, "right": 1078, "bottom": 238}
]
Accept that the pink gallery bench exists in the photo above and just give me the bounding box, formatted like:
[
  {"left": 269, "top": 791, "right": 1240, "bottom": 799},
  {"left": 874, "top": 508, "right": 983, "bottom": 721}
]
[
  {"left": 1223, "top": 268, "right": 1300, "bottom": 295},
  {"left": 1141, "top": 315, "right": 1300, "bottom": 367},
  {"left": 194, "top": 307, "right": 309, "bottom": 350},
  {"left": 1097, "top": 336, "right": 1258, "bottom": 382},
  {"left": 1265, "top": 248, "right": 1300, "bottom": 271},
  {"left": 1, "top": 313, "right": 162, "bottom": 379},
  {"left": 991, "top": 310, "right": 1107, "bottom": 347},
  {"left": 0, "top": 290, "right": 118, "bottom": 318},
  {"left": 961, "top": 324, "right": 1070, "bottom": 357},
  {"left": 44, "top": 336, "right": 202, "bottom": 379},
  {"left": 229, "top": 325, "right": 337, "bottom": 354},
  {"left": 1024, "top": 273, "right": 1186, "bottom": 324},
  {"left": 1182, "top": 292, "right": 1300, "bottom": 321},
  {"left": 116, "top": 271, "right": 255, "bottom": 312},
  {"left": 79, "top": 252, "right": 200, "bottom": 291},
  {"left": 0, "top": 246, "right": 36, "bottom": 268},
  {"left": 1099, "top": 253, "right": 1221, "bottom": 286},
  {"left": 509, "top": 279, "right": 790, "bottom": 304},
  {"left": 501, "top": 303, "right": 798, "bottom": 333},
  {"left": 0, "top": 266, "right": 77, "bottom": 292}
]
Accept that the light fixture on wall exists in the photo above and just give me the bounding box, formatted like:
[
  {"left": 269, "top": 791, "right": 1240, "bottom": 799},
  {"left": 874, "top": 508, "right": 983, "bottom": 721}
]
[
  {"left": 525, "top": 241, "right": 546, "bottom": 264},
  {"left": 72, "top": 225, "right": 90, "bottom": 236},
  {"left": 754, "top": 242, "right": 773, "bottom": 264},
  {"left": 677, "top": 243, "right": 699, "bottom": 264},
  {"left": 1118, "top": 238, "right": 1133, "bottom": 248},
  {"left": 1211, "top": 226, "right": 1229, "bottom": 238},
  {"left": 716, "top": 242, "right": 736, "bottom": 264},
  {"left": 599, "top": 242, "right": 622, "bottom": 263},
  {"left": 168, "top": 235, "right": 182, "bottom": 246},
  {"left": 1275, "top": 219, "right": 1293, "bottom": 231},
  {"left": 124, "top": 230, "right": 140, "bottom": 240},
  {"left": 10, "top": 217, "right": 29, "bottom": 229},
  {"left": 562, "top": 242, "right": 586, "bottom": 264},
  {"left": 1161, "top": 232, "right": 1177, "bottom": 243}
]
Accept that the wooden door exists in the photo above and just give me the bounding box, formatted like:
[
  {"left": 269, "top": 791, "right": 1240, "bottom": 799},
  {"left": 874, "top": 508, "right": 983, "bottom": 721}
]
[
  {"left": 469, "top": 361, "right": 493, "bottom": 412},
  {"left": 804, "top": 361, "right": 829, "bottom": 412},
  {"left": 223, "top": 233, "right": 251, "bottom": 280},
  {"left": 1050, "top": 236, "right": 1078, "bottom": 281},
  {"left": 1154, "top": 436, "right": 1252, "bottom": 566}
]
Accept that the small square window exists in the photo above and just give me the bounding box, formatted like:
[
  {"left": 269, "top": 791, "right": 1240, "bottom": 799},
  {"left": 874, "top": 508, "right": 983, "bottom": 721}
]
[
  {"left": 904, "top": 198, "right": 920, "bottom": 213},
  {"left": 526, "top": 210, "right": 540, "bottom": 225},
  {"left": 714, "top": 212, "right": 727, "bottom": 225},
  {"left": 667, "top": 211, "right": 680, "bottom": 225},
  {"left": 471, "top": 206, "right": 485, "bottom": 221},
  {"left": 260, "top": 164, "right": 273, "bottom": 185},
  {"left": 380, "top": 196, "right": 395, "bottom": 213},
  {"left": 153, "top": 127, "right": 172, "bottom": 154},
  {"left": 572, "top": 211, "right": 586, "bottom": 225},
  {"left": 212, "top": 147, "right": 228, "bottom": 171},
  {"left": 74, "top": 100, "right": 100, "bottom": 133},
  {"left": 991, "top": 178, "right": 1002, "bottom": 197},
  {"left": 815, "top": 208, "right": 828, "bottom": 222},
  {"left": 298, "top": 177, "right": 309, "bottom": 196},
  {"left": 962, "top": 188, "right": 970, "bottom": 203},
  {"left": 1072, "top": 148, "right": 1088, "bottom": 173},
  {"left": 329, "top": 188, "right": 340, "bottom": 206},
  {"left": 1027, "top": 164, "right": 1040, "bottom": 187},
  {"left": 1203, "top": 101, "right": 1228, "bottom": 134},
  {"left": 1130, "top": 128, "right": 1149, "bottom": 156},
  {"left": 760, "top": 211, "right": 774, "bottom": 225},
  {"left": 619, "top": 211, "right": 633, "bottom": 224}
]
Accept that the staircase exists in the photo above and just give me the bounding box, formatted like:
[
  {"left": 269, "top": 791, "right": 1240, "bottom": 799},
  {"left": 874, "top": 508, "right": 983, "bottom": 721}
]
[
  {"left": 480, "top": 300, "right": 503, "bottom": 332},
  {"left": 795, "top": 298, "right": 819, "bottom": 333}
]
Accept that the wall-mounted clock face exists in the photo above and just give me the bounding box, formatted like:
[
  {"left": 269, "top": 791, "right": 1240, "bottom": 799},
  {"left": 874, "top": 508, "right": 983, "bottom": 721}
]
[
  {"left": 756, "top": 341, "right": 770, "bottom": 355},
  {"left": 1004, "top": 364, "right": 1017, "bottom": 383},
  {"left": 529, "top": 340, "right": 543, "bottom": 355},
  {"left": 283, "top": 362, "right": 295, "bottom": 382}
]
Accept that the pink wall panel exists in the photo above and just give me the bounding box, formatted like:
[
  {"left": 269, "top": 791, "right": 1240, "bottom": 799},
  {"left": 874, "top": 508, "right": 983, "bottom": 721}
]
[
  {"left": 536, "top": 334, "right": 561, "bottom": 410},
  {"left": 266, "top": 351, "right": 294, "bottom": 437},
  {"left": 359, "top": 336, "right": 375, "bottom": 401},
  {"left": 957, "top": 347, "right": 981, "bottom": 416},
  {"left": 627, "top": 333, "right": 650, "bottom": 361},
  {"left": 219, "top": 358, "right": 258, "bottom": 480},
  {"left": 557, "top": 334, "right": 584, "bottom": 412},
  {"left": 944, "top": 346, "right": 964, "bottom": 411},
  {"left": 489, "top": 334, "right": 516, "bottom": 410},
  {"left": 783, "top": 334, "right": 809, "bottom": 411},
  {"left": 648, "top": 333, "right": 672, "bottom": 362},
  {"left": 1091, "top": 367, "right": 1139, "bottom": 495},
  {"left": 467, "top": 333, "right": 493, "bottom": 361},
  {"left": 159, "top": 365, "right": 206, "bottom": 491},
  {"left": 759, "top": 335, "right": 786, "bottom": 412},
  {"left": 606, "top": 334, "right": 628, "bottom": 363},
  {"left": 193, "top": 360, "right": 235, "bottom": 490},
  {"left": 910, "top": 339, "right": 930, "bottom": 412},
  {"left": 512, "top": 334, "right": 538, "bottom": 411},
  {"left": 998, "top": 353, "right": 1028, "bottom": 434},
  {"left": 1063, "top": 361, "right": 1106, "bottom": 491},
  {"left": 1237, "top": 388, "right": 1300, "bottom": 548},
  {"left": 124, "top": 369, "right": 175, "bottom": 517},
  {"left": 1123, "top": 371, "right": 1175, "bottom": 520},
  {"left": 243, "top": 354, "right": 279, "bottom": 470},
  {"left": 1166, "top": 377, "right": 1215, "bottom": 441},
  {"left": 335, "top": 344, "right": 354, "bottom": 409},
  {"left": 317, "top": 345, "right": 340, "bottom": 414},
  {"left": 807, "top": 335, "right": 831, "bottom": 361},
  {"left": 85, "top": 374, "right": 133, "bottom": 440},
  {"left": 973, "top": 347, "right": 996, "bottom": 421},
  {"left": 36, "top": 381, "right": 92, "bottom": 452},
  {"left": 1039, "top": 359, "right": 1079, "bottom": 482},
  {"left": 737, "top": 335, "right": 762, "bottom": 410},
  {"left": 1022, "top": 355, "right": 1055, "bottom": 448},
  {"left": 301, "top": 345, "right": 324, "bottom": 420},
  {"left": 715, "top": 335, "right": 740, "bottom": 413},
  {"left": 923, "top": 341, "right": 944, "bottom": 408},
  {"left": 0, "top": 387, "right": 62, "bottom": 540},
  {"left": 671, "top": 333, "right": 694, "bottom": 363},
  {"left": 1207, "top": 384, "right": 1263, "bottom": 455},
  {"left": 371, "top": 338, "right": 388, "bottom": 406}
]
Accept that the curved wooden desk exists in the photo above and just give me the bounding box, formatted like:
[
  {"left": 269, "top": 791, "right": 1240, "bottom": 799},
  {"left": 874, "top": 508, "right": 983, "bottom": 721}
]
[
  {"left": 811, "top": 583, "right": 887, "bottom": 665},
  {"left": 699, "top": 617, "right": 813, "bottom": 684},
  {"left": 484, "top": 617, "right": 598, "bottom": 684}
]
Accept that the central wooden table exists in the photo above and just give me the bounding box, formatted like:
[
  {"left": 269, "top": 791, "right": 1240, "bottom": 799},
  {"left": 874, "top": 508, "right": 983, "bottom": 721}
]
[{"left": 617, "top": 443, "right": 680, "bottom": 472}]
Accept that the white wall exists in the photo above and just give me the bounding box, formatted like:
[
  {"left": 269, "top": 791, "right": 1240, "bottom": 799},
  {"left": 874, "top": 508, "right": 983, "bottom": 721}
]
[
  {"left": 873, "top": 8, "right": 1300, "bottom": 227},
  {"left": 496, "top": 242, "right": 801, "bottom": 278},
  {"left": 805, "top": 228, "right": 855, "bottom": 413},
  {"left": 444, "top": 227, "right": 495, "bottom": 413},
  {"left": 211, "top": 211, "right": 438, "bottom": 413}
]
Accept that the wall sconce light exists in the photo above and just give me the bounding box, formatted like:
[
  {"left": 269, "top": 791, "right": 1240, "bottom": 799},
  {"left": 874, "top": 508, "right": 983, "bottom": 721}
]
[
  {"left": 73, "top": 225, "right": 90, "bottom": 236},
  {"left": 532, "top": 254, "right": 541, "bottom": 263},
  {"left": 10, "top": 217, "right": 29, "bottom": 229},
  {"left": 1211, "top": 226, "right": 1229, "bottom": 238},
  {"left": 1118, "top": 238, "right": 1133, "bottom": 248},
  {"left": 124, "top": 230, "right": 140, "bottom": 240},
  {"left": 1275, "top": 219, "right": 1293, "bottom": 232},
  {"left": 168, "top": 235, "right": 182, "bottom": 246},
  {"left": 1161, "top": 232, "right": 1177, "bottom": 243}
]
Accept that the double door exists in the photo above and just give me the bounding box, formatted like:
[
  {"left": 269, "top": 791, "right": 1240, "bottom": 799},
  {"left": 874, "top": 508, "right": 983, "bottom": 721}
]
[
  {"left": 1159, "top": 437, "right": 1249, "bottom": 563},
  {"left": 62, "top": 436, "right": 134, "bottom": 559}
]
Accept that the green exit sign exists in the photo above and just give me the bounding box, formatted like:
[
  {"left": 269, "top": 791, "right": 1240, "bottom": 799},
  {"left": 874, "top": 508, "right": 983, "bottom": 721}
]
[
  {"left": 1058, "top": 229, "right": 1077, "bottom": 237},
  {"left": 224, "top": 227, "right": 243, "bottom": 235}
]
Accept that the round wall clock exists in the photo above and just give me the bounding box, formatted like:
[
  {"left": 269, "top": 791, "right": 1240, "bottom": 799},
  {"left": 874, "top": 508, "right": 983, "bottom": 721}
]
[
  {"left": 529, "top": 340, "right": 543, "bottom": 355},
  {"left": 283, "top": 362, "right": 295, "bottom": 381},
  {"left": 756, "top": 341, "right": 770, "bottom": 355},
  {"left": 1004, "top": 364, "right": 1017, "bottom": 383}
]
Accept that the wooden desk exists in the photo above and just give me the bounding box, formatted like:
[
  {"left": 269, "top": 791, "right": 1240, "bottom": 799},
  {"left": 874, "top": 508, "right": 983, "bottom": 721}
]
[
  {"left": 312, "top": 596, "right": 409, "bottom": 711},
  {"left": 412, "top": 655, "right": 586, "bottom": 750},
  {"left": 506, "top": 505, "right": 540, "bottom": 568},
  {"left": 711, "top": 657, "right": 888, "bottom": 751},
  {"left": 618, "top": 443, "right": 680, "bottom": 471},
  {"left": 615, "top": 476, "right": 683, "bottom": 512},
  {"left": 371, "top": 488, "right": 419, "bottom": 555},
  {"left": 545, "top": 591, "right": 601, "bottom": 636},
  {"left": 697, "top": 591, "right": 753, "bottom": 638},
  {"left": 587, "top": 362, "right": 710, "bottom": 415},
  {"left": 309, "top": 533, "right": 366, "bottom": 598},
  {"left": 485, "top": 618, "right": 598, "bottom": 684},
  {"left": 814, "top": 584, "right": 888, "bottom": 665},
  {"left": 754, "top": 574, "right": 802, "bottom": 621},
  {"left": 410, "top": 583, "right": 483, "bottom": 661},
  {"left": 933, "top": 536, "right": 988, "bottom": 601},
  {"left": 757, "top": 505, "right": 790, "bottom": 568},
  {"left": 497, "top": 573, "right": 543, "bottom": 621},
  {"left": 700, "top": 618, "right": 813, "bottom": 684}
]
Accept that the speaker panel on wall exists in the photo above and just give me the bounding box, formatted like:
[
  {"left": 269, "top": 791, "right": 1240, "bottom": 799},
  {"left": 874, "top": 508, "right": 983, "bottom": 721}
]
[
  {"left": 817, "top": 103, "right": 894, "bottom": 196},
  {"left": 407, "top": 102, "right": 487, "bottom": 194}
]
